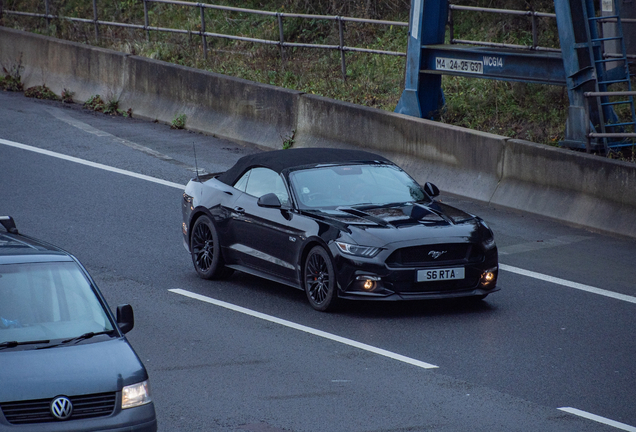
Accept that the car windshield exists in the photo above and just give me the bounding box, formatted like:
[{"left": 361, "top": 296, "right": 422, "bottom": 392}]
[
  {"left": 0, "top": 261, "right": 114, "bottom": 344},
  {"left": 289, "top": 164, "right": 428, "bottom": 209}
]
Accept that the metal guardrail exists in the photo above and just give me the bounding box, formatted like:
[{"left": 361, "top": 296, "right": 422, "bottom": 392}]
[
  {"left": 449, "top": 5, "right": 561, "bottom": 53},
  {"left": 2, "top": 2, "right": 634, "bottom": 80},
  {"left": 449, "top": 4, "right": 636, "bottom": 59},
  {"left": 1, "top": 0, "right": 408, "bottom": 81}
]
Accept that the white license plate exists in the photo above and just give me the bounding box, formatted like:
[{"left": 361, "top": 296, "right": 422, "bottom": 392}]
[
  {"left": 417, "top": 267, "right": 465, "bottom": 282},
  {"left": 435, "top": 57, "right": 484, "bottom": 75}
]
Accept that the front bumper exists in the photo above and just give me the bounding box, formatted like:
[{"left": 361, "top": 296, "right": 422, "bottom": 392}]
[
  {"left": 332, "top": 247, "right": 499, "bottom": 301},
  {"left": 0, "top": 401, "right": 157, "bottom": 432}
]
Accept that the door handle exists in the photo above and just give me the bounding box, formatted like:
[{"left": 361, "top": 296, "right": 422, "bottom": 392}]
[{"left": 233, "top": 206, "right": 245, "bottom": 214}]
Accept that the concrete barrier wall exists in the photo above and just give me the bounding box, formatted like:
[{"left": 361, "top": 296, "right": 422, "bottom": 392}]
[
  {"left": 0, "top": 28, "right": 300, "bottom": 149},
  {"left": 493, "top": 139, "right": 636, "bottom": 237},
  {"left": 2, "top": 26, "right": 636, "bottom": 238},
  {"left": 295, "top": 94, "right": 506, "bottom": 203},
  {"left": 119, "top": 57, "right": 301, "bottom": 148}
]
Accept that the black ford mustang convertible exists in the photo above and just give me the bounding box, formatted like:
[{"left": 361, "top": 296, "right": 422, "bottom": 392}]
[{"left": 182, "top": 148, "right": 498, "bottom": 311}]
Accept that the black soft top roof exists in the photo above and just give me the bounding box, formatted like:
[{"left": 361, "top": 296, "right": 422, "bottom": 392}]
[{"left": 216, "top": 147, "right": 391, "bottom": 186}]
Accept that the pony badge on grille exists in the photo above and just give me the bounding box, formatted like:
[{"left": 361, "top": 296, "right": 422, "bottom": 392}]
[{"left": 428, "top": 250, "right": 447, "bottom": 260}]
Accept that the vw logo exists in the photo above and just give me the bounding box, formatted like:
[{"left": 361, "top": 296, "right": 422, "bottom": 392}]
[
  {"left": 428, "top": 250, "right": 447, "bottom": 260},
  {"left": 50, "top": 396, "right": 73, "bottom": 420}
]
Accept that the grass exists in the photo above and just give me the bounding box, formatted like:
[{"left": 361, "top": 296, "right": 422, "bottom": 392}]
[
  {"left": 1, "top": 0, "right": 634, "bottom": 151},
  {"left": 171, "top": 113, "right": 187, "bottom": 129}
]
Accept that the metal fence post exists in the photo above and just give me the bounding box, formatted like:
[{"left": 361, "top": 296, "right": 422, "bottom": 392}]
[
  {"left": 338, "top": 16, "right": 346, "bottom": 80},
  {"left": 277, "top": 13, "right": 285, "bottom": 65},
  {"left": 143, "top": 0, "right": 150, "bottom": 41},
  {"left": 449, "top": 7, "right": 454, "bottom": 42},
  {"left": 200, "top": 4, "right": 207, "bottom": 59},
  {"left": 531, "top": 12, "right": 538, "bottom": 49},
  {"left": 92, "top": 0, "right": 99, "bottom": 42},
  {"left": 584, "top": 95, "right": 592, "bottom": 153},
  {"left": 45, "top": 0, "right": 50, "bottom": 34}
]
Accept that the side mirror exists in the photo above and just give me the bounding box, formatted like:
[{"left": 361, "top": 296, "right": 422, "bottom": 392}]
[
  {"left": 117, "top": 304, "right": 135, "bottom": 334},
  {"left": 257, "top": 193, "right": 282, "bottom": 208},
  {"left": 424, "top": 182, "right": 440, "bottom": 198}
]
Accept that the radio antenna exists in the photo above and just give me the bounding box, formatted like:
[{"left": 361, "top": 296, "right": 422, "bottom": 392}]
[{"left": 192, "top": 142, "right": 200, "bottom": 181}]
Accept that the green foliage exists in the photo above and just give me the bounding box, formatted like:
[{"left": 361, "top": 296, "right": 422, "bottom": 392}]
[
  {"left": 24, "top": 85, "right": 60, "bottom": 100},
  {"left": 103, "top": 98, "right": 119, "bottom": 115},
  {"left": 171, "top": 113, "right": 186, "bottom": 129},
  {"left": 282, "top": 131, "right": 295, "bottom": 150},
  {"left": 83, "top": 94, "right": 131, "bottom": 116},
  {"left": 1, "top": 56, "right": 25, "bottom": 92},
  {"left": 607, "top": 146, "right": 636, "bottom": 163},
  {"left": 84, "top": 94, "right": 106, "bottom": 111},
  {"left": 62, "top": 88, "right": 75, "bottom": 103}
]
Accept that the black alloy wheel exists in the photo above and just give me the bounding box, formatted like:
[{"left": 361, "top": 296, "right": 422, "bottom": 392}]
[
  {"left": 304, "top": 246, "right": 337, "bottom": 311},
  {"left": 190, "top": 215, "right": 233, "bottom": 280}
]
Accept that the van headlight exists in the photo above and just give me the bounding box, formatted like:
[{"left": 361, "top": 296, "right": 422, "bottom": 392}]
[{"left": 122, "top": 380, "right": 152, "bottom": 409}]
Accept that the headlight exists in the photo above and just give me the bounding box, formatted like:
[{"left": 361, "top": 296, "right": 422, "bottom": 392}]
[
  {"left": 478, "top": 219, "right": 496, "bottom": 250},
  {"left": 122, "top": 380, "right": 152, "bottom": 409},
  {"left": 335, "top": 242, "right": 381, "bottom": 258},
  {"left": 481, "top": 237, "right": 496, "bottom": 250}
]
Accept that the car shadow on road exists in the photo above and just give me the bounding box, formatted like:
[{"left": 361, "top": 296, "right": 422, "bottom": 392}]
[
  {"left": 333, "top": 295, "right": 499, "bottom": 320},
  {"left": 224, "top": 272, "right": 498, "bottom": 319}
]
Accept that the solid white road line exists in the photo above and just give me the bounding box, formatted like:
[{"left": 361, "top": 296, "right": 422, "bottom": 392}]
[
  {"left": 500, "top": 264, "right": 636, "bottom": 305},
  {"left": 559, "top": 408, "right": 636, "bottom": 432},
  {"left": 0, "top": 138, "right": 185, "bottom": 190},
  {"left": 169, "top": 288, "right": 439, "bottom": 369}
]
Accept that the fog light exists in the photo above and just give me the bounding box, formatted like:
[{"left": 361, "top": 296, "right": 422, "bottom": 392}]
[
  {"left": 356, "top": 275, "right": 380, "bottom": 291},
  {"left": 480, "top": 269, "right": 497, "bottom": 287}
]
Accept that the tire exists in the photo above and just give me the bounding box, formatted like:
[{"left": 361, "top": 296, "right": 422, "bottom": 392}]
[
  {"left": 303, "top": 246, "right": 338, "bottom": 312},
  {"left": 190, "top": 215, "right": 233, "bottom": 280}
]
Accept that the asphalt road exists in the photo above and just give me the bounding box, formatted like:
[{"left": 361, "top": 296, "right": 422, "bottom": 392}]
[{"left": 1, "top": 90, "right": 635, "bottom": 432}]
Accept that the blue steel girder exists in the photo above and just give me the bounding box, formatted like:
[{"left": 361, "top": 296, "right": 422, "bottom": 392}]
[
  {"left": 395, "top": 0, "right": 448, "bottom": 119},
  {"left": 420, "top": 45, "right": 566, "bottom": 86},
  {"left": 395, "top": 0, "right": 632, "bottom": 151}
]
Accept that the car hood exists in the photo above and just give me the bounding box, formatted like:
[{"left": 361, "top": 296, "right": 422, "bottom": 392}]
[
  {"left": 305, "top": 201, "right": 485, "bottom": 246},
  {"left": 0, "top": 338, "right": 147, "bottom": 403}
]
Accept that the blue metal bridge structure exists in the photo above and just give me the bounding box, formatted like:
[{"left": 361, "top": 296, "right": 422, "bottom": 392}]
[{"left": 395, "top": 0, "right": 636, "bottom": 153}]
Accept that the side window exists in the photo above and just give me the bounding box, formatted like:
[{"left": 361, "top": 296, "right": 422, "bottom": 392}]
[
  {"left": 235, "top": 168, "right": 290, "bottom": 206},
  {"left": 234, "top": 170, "right": 250, "bottom": 193}
]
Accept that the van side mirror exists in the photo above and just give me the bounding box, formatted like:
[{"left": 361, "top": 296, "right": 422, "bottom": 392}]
[
  {"left": 424, "top": 182, "right": 440, "bottom": 198},
  {"left": 117, "top": 304, "right": 135, "bottom": 334},
  {"left": 257, "top": 193, "right": 282, "bottom": 208}
]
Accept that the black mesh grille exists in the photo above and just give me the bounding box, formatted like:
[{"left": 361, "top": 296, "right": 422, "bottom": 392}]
[
  {"left": 394, "top": 278, "right": 479, "bottom": 293},
  {"left": 1, "top": 392, "right": 116, "bottom": 425},
  {"left": 387, "top": 243, "right": 481, "bottom": 267}
]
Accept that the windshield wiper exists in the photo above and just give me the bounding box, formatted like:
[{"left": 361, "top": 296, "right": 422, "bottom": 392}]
[
  {"left": 36, "top": 330, "right": 115, "bottom": 350},
  {"left": 350, "top": 201, "right": 411, "bottom": 210},
  {"left": 0, "top": 339, "right": 51, "bottom": 350}
]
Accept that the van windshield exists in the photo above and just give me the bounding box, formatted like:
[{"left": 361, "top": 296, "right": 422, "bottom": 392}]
[{"left": 0, "top": 261, "right": 114, "bottom": 344}]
